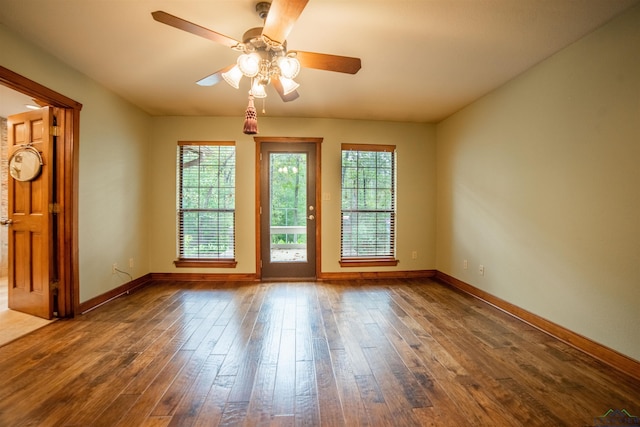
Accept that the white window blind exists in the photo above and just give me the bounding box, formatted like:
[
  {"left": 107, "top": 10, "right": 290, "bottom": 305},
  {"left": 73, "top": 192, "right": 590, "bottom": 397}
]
[
  {"left": 177, "top": 141, "right": 235, "bottom": 260},
  {"left": 341, "top": 144, "right": 396, "bottom": 261}
]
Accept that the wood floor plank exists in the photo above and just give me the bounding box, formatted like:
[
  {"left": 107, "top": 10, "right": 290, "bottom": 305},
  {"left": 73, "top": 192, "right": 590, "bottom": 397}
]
[
  {"left": 243, "top": 362, "right": 278, "bottom": 426},
  {"left": 122, "top": 350, "right": 178, "bottom": 395},
  {"left": 313, "top": 337, "right": 346, "bottom": 426},
  {"left": 295, "top": 302, "right": 314, "bottom": 362},
  {"left": 166, "top": 354, "right": 225, "bottom": 427},
  {"left": 113, "top": 350, "right": 195, "bottom": 427},
  {"left": 295, "top": 359, "right": 317, "bottom": 412},
  {"left": 330, "top": 348, "right": 373, "bottom": 426},
  {"left": 151, "top": 352, "right": 208, "bottom": 416},
  {"left": 316, "top": 287, "right": 344, "bottom": 351},
  {"left": 141, "top": 415, "right": 173, "bottom": 427},
  {"left": 360, "top": 344, "right": 424, "bottom": 426},
  {"left": 398, "top": 296, "right": 558, "bottom": 424},
  {"left": 272, "top": 329, "right": 296, "bottom": 415},
  {"left": 0, "top": 329, "right": 125, "bottom": 420},
  {"left": 91, "top": 393, "right": 141, "bottom": 427},
  {"left": 226, "top": 318, "right": 264, "bottom": 403},
  {"left": 0, "top": 278, "right": 638, "bottom": 427},
  {"left": 63, "top": 351, "right": 156, "bottom": 426},
  {"left": 192, "top": 375, "right": 234, "bottom": 427},
  {"left": 269, "top": 414, "right": 295, "bottom": 426},
  {"left": 219, "top": 401, "right": 249, "bottom": 426},
  {"left": 0, "top": 352, "right": 117, "bottom": 425},
  {"left": 353, "top": 373, "right": 397, "bottom": 426}
]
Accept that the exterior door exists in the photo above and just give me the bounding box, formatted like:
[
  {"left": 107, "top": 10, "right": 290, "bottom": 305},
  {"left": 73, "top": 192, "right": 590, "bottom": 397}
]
[
  {"left": 6, "top": 108, "right": 55, "bottom": 319},
  {"left": 259, "top": 141, "right": 318, "bottom": 279}
]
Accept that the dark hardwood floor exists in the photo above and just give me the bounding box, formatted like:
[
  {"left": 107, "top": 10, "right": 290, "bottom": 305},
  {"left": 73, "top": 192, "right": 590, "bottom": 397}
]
[{"left": 0, "top": 278, "right": 638, "bottom": 426}]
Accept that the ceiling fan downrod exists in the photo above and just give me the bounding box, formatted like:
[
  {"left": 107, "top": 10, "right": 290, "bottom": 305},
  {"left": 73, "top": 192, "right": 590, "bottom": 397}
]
[{"left": 256, "top": 2, "right": 271, "bottom": 20}]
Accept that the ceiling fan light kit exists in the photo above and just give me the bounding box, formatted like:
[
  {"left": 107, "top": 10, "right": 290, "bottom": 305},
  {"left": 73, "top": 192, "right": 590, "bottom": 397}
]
[
  {"left": 221, "top": 65, "right": 244, "bottom": 89},
  {"left": 278, "top": 76, "right": 299, "bottom": 95},
  {"left": 151, "top": 0, "right": 362, "bottom": 131},
  {"left": 236, "top": 52, "right": 262, "bottom": 78},
  {"left": 277, "top": 56, "right": 300, "bottom": 79},
  {"left": 251, "top": 79, "right": 268, "bottom": 98},
  {"left": 221, "top": 26, "right": 302, "bottom": 101}
]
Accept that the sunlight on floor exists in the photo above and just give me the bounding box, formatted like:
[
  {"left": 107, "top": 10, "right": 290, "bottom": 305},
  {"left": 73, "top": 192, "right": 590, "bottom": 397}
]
[{"left": 0, "top": 277, "right": 55, "bottom": 347}]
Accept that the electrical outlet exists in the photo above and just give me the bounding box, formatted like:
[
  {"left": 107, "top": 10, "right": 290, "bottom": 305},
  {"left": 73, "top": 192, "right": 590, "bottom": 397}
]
[
  {"left": 129, "top": 258, "right": 134, "bottom": 268},
  {"left": 112, "top": 263, "right": 117, "bottom": 274},
  {"left": 411, "top": 251, "right": 418, "bottom": 259},
  {"left": 463, "top": 259, "right": 468, "bottom": 269},
  {"left": 479, "top": 264, "right": 484, "bottom": 275}
]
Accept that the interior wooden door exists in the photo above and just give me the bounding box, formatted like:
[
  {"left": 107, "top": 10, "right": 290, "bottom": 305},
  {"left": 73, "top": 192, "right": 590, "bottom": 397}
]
[{"left": 6, "top": 108, "right": 54, "bottom": 319}]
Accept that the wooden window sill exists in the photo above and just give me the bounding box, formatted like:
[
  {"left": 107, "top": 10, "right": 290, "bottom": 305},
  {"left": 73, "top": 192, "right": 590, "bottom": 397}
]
[
  {"left": 339, "top": 258, "right": 399, "bottom": 268},
  {"left": 174, "top": 259, "right": 238, "bottom": 268}
]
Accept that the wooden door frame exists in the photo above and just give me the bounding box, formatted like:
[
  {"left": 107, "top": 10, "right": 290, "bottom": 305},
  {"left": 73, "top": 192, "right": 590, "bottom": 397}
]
[
  {"left": 1, "top": 66, "right": 81, "bottom": 317},
  {"left": 254, "top": 137, "right": 322, "bottom": 280}
]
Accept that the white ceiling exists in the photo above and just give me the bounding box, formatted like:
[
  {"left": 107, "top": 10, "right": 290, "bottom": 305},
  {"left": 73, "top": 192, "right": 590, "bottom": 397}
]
[
  {"left": 1, "top": 0, "right": 638, "bottom": 123},
  {"left": 0, "top": 86, "right": 35, "bottom": 118}
]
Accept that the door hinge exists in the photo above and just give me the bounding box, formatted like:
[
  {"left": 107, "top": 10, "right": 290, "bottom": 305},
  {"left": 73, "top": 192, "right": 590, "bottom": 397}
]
[
  {"left": 50, "top": 280, "right": 59, "bottom": 291},
  {"left": 49, "top": 203, "right": 61, "bottom": 214},
  {"left": 51, "top": 125, "right": 60, "bottom": 137}
]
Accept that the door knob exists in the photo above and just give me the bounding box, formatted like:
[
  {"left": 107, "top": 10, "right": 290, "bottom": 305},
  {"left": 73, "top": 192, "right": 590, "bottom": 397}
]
[
  {"left": 307, "top": 214, "right": 315, "bottom": 221},
  {"left": 0, "top": 219, "right": 13, "bottom": 226}
]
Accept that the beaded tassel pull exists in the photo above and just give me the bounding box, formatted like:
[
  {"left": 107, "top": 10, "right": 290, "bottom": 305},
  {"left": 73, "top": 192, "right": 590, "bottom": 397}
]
[{"left": 243, "top": 95, "right": 258, "bottom": 135}]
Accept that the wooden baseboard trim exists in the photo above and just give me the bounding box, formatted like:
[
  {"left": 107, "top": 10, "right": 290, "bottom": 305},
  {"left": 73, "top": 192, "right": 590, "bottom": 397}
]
[
  {"left": 319, "top": 270, "right": 436, "bottom": 281},
  {"left": 78, "top": 273, "right": 152, "bottom": 314},
  {"left": 434, "top": 271, "right": 640, "bottom": 381},
  {"left": 151, "top": 271, "right": 435, "bottom": 282},
  {"left": 149, "top": 272, "right": 259, "bottom": 282}
]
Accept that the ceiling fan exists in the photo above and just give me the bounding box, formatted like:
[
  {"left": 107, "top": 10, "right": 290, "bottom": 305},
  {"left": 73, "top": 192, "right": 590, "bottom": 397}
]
[{"left": 152, "top": 0, "right": 362, "bottom": 102}]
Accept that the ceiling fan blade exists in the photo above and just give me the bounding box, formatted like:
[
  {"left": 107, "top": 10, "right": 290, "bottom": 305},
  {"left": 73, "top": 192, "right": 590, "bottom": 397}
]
[
  {"left": 262, "top": 0, "right": 309, "bottom": 44},
  {"left": 292, "top": 51, "right": 362, "bottom": 74},
  {"left": 272, "top": 75, "right": 300, "bottom": 102},
  {"left": 152, "top": 11, "right": 240, "bottom": 48},
  {"left": 196, "top": 64, "right": 235, "bottom": 86}
]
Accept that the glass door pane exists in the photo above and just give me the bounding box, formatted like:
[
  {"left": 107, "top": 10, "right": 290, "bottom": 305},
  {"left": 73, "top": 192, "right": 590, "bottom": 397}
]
[{"left": 269, "top": 152, "right": 307, "bottom": 263}]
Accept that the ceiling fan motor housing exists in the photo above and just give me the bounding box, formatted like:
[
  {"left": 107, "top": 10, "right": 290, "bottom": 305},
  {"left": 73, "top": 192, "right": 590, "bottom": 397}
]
[{"left": 239, "top": 27, "right": 291, "bottom": 84}]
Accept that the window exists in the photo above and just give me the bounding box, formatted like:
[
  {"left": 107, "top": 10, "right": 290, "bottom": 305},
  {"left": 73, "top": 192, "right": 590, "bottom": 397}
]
[
  {"left": 176, "top": 141, "right": 237, "bottom": 267},
  {"left": 340, "top": 144, "right": 398, "bottom": 266}
]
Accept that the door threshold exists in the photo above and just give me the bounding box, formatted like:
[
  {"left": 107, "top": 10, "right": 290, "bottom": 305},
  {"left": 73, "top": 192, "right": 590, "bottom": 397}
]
[{"left": 260, "top": 277, "right": 317, "bottom": 282}]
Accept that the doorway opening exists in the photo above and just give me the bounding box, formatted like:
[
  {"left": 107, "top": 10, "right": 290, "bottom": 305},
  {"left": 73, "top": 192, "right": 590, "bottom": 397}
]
[
  {"left": 0, "top": 66, "right": 81, "bottom": 322},
  {"left": 0, "top": 91, "right": 57, "bottom": 344},
  {"left": 255, "top": 137, "right": 322, "bottom": 280}
]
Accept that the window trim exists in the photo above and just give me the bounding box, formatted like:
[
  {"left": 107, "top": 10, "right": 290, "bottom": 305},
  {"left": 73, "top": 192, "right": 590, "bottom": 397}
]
[
  {"left": 175, "top": 141, "right": 237, "bottom": 267},
  {"left": 339, "top": 258, "right": 398, "bottom": 268},
  {"left": 174, "top": 259, "right": 237, "bottom": 268},
  {"left": 340, "top": 143, "right": 398, "bottom": 266}
]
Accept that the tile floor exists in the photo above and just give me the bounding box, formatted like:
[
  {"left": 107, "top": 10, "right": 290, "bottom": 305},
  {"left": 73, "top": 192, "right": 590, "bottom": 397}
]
[{"left": 0, "top": 277, "right": 54, "bottom": 346}]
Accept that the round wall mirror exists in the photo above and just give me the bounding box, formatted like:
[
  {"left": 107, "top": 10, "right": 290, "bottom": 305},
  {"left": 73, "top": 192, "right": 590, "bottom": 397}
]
[{"left": 9, "top": 146, "right": 43, "bottom": 182}]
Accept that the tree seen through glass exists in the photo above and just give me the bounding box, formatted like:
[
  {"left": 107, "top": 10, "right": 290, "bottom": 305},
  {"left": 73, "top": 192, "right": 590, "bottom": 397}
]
[
  {"left": 179, "top": 144, "right": 235, "bottom": 259},
  {"left": 341, "top": 149, "right": 395, "bottom": 258}
]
